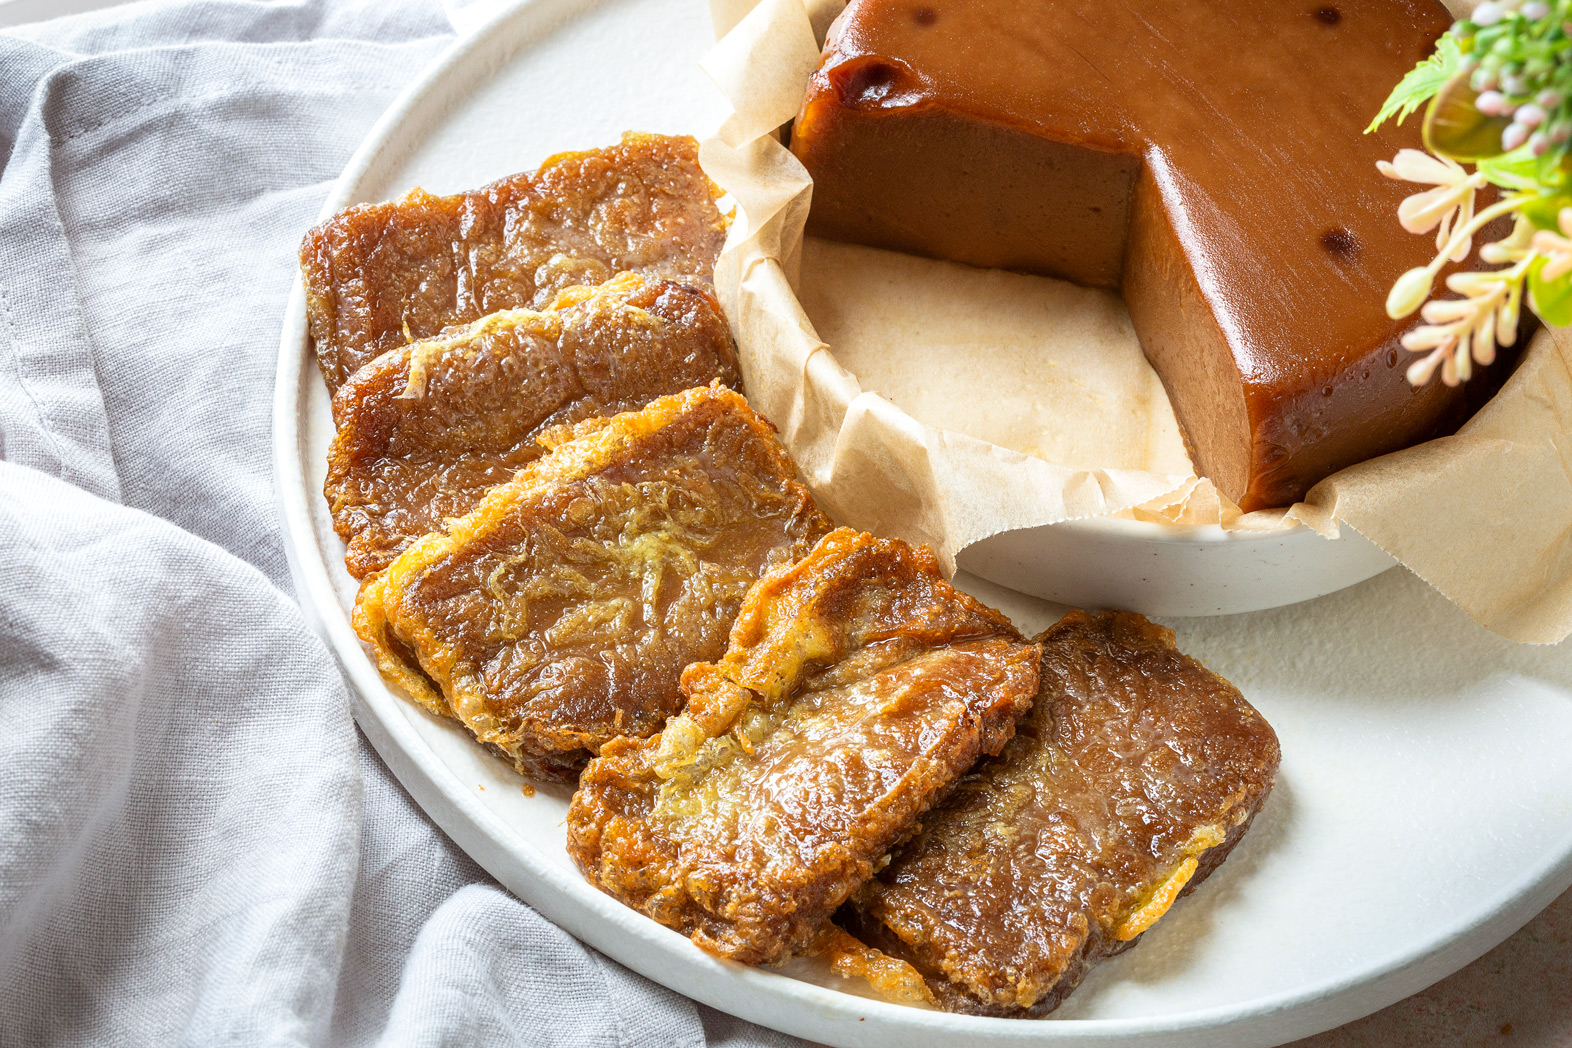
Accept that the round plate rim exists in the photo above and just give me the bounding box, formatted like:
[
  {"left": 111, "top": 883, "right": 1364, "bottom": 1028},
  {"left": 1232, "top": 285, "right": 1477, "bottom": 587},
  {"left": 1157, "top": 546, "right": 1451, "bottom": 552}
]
[{"left": 270, "top": 2, "right": 1572, "bottom": 1044}]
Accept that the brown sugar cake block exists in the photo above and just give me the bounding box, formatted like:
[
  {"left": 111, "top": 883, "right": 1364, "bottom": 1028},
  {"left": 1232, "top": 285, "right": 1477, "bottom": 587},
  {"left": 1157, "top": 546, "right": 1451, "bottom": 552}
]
[
  {"left": 791, "top": 0, "right": 1532, "bottom": 510},
  {"left": 325, "top": 274, "right": 741, "bottom": 579},
  {"left": 566, "top": 528, "right": 1041, "bottom": 965},
  {"left": 844, "top": 610, "right": 1281, "bottom": 1016},
  {"left": 353, "top": 386, "right": 832, "bottom": 781},
  {"left": 301, "top": 132, "right": 727, "bottom": 394}
]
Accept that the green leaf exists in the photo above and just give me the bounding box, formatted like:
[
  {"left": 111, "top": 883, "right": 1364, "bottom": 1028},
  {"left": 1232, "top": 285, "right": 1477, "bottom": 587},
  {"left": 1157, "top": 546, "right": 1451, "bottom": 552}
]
[
  {"left": 1518, "top": 190, "right": 1572, "bottom": 231},
  {"left": 1477, "top": 148, "right": 1542, "bottom": 191},
  {"left": 1528, "top": 255, "right": 1572, "bottom": 325},
  {"left": 1536, "top": 146, "right": 1571, "bottom": 185},
  {"left": 1368, "top": 34, "right": 1465, "bottom": 134}
]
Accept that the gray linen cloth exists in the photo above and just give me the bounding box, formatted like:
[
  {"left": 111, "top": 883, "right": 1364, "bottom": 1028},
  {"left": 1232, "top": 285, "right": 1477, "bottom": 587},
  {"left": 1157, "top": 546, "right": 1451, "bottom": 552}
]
[{"left": 0, "top": 2, "right": 804, "bottom": 1045}]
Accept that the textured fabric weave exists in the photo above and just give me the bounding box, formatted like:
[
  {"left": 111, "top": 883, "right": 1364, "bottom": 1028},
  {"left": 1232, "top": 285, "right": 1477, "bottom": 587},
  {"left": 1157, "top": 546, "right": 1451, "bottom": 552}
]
[{"left": 0, "top": 3, "right": 805, "bottom": 1045}]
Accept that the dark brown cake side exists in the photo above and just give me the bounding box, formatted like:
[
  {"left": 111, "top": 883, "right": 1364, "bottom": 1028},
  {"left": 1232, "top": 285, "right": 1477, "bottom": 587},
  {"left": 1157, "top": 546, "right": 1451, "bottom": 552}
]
[
  {"left": 847, "top": 610, "right": 1280, "bottom": 1016},
  {"left": 353, "top": 386, "right": 832, "bottom": 781},
  {"left": 566, "top": 528, "right": 1041, "bottom": 965},
  {"left": 325, "top": 274, "right": 740, "bottom": 579},
  {"left": 301, "top": 132, "right": 727, "bottom": 393}
]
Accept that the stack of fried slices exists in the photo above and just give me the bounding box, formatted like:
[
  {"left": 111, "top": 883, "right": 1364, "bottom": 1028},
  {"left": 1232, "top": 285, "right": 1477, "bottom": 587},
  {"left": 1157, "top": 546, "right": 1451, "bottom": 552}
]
[{"left": 302, "top": 133, "right": 1281, "bottom": 1017}]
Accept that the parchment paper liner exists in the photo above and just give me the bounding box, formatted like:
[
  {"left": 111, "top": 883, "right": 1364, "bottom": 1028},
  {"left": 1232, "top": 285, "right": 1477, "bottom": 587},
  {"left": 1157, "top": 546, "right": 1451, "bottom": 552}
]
[{"left": 702, "top": 0, "right": 1572, "bottom": 643}]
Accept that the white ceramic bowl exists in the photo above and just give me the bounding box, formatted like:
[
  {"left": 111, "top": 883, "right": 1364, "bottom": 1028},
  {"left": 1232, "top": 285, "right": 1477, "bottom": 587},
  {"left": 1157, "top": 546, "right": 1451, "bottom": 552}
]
[{"left": 959, "top": 517, "right": 1397, "bottom": 617}]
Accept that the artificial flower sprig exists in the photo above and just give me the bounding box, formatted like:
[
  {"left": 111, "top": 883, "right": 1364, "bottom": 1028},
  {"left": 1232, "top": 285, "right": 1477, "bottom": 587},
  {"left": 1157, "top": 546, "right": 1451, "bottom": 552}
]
[{"left": 1371, "top": 0, "right": 1572, "bottom": 386}]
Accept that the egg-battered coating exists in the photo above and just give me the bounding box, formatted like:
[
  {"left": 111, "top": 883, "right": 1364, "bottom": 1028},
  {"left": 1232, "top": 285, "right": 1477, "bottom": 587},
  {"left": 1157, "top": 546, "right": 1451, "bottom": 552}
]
[
  {"left": 566, "top": 529, "right": 1040, "bottom": 965},
  {"left": 301, "top": 132, "right": 727, "bottom": 393},
  {"left": 354, "top": 386, "right": 831, "bottom": 781},
  {"left": 846, "top": 611, "right": 1280, "bottom": 1016},
  {"left": 325, "top": 274, "right": 740, "bottom": 579}
]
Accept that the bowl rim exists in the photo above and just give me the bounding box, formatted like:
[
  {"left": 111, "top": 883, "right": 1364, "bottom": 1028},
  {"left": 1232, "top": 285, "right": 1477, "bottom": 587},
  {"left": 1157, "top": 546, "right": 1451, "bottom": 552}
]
[{"left": 1050, "top": 513, "right": 1316, "bottom": 544}]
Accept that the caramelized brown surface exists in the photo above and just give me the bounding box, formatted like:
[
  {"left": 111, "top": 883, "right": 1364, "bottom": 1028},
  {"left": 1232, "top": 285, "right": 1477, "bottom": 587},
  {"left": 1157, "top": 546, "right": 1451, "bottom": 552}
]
[
  {"left": 847, "top": 611, "right": 1280, "bottom": 1016},
  {"left": 792, "top": 0, "right": 1530, "bottom": 509},
  {"left": 353, "top": 386, "right": 832, "bottom": 781},
  {"left": 301, "top": 132, "right": 727, "bottom": 393},
  {"left": 566, "top": 528, "right": 1040, "bottom": 965},
  {"left": 325, "top": 274, "right": 740, "bottom": 579}
]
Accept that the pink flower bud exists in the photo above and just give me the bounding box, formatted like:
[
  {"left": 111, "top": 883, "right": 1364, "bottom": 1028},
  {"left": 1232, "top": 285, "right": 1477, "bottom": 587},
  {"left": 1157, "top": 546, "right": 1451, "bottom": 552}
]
[
  {"left": 1523, "top": 1, "right": 1551, "bottom": 19},
  {"left": 1515, "top": 103, "right": 1548, "bottom": 128},
  {"left": 1502, "top": 121, "right": 1530, "bottom": 151},
  {"left": 1472, "top": 1, "right": 1504, "bottom": 26},
  {"left": 1531, "top": 131, "right": 1551, "bottom": 155},
  {"left": 1476, "top": 89, "right": 1509, "bottom": 115}
]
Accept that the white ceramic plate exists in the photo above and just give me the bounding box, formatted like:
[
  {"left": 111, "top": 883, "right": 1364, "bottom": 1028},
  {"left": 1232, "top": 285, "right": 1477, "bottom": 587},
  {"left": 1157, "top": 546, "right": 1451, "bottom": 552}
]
[{"left": 273, "top": 2, "right": 1572, "bottom": 1045}]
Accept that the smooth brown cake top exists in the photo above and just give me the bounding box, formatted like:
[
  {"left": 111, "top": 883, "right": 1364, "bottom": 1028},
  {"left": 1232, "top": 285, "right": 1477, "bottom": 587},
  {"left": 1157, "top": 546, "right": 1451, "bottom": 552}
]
[
  {"left": 325, "top": 274, "right": 740, "bottom": 579},
  {"left": 566, "top": 528, "right": 1040, "bottom": 965},
  {"left": 301, "top": 132, "right": 728, "bottom": 392},
  {"left": 805, "top": 0, "right": 1446, "bottom": 394},
  {"left": 353, "top": 385, "right": 831, "bottom": 781},
  {"left": 850, "top": 610, "right": 1280, "bottom": 1015}
]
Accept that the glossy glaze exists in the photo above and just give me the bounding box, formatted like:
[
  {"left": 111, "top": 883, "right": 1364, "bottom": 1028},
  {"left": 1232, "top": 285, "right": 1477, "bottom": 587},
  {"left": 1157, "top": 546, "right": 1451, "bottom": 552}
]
[
  {"left": 848, "top": 611, "right": 1281, "bottom": 1015},
  {"left": 325, "top": 274, "right": 740, "bottom": 578},
  {"left": 566, "top": 529, "right": 1040, "bottom": 964},
  {"left": 301, "top": 132, "right": 726, "bottom": 393},
  {"left": 791, "top": 0, "right": 1526, "bottom": 509},
  {"left": 354, "top": 386, "right": 831, "bottom": 780}
]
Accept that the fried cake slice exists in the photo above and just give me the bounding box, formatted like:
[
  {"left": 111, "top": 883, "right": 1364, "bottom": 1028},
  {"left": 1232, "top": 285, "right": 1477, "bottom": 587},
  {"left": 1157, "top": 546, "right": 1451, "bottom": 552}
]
[
  {"left": 354, "top": 385, "right": 832, "bottom": 781},
  {"left": 325, "top": 274, "right": 740, "bottom": 579},
  {"left": 301, "top": 132, "right": 727, "bottom": 393},
  {"left": 845, "top": 610, "right": 1280, "bottom": 1016},
  {"left": 566, "top": 528, "right": 1041, "bottom": 965}
]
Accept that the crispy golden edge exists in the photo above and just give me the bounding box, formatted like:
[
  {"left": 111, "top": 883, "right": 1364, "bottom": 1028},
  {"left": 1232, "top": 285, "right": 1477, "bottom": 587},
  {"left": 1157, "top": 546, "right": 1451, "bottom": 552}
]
[
  {"left": 352, "top": 383, "right": 796, "bottom": 748},
  {"left": 351, "top": 572, "right": 451, "bottom": 720},
  {"left": 1112, "top": 823, "right": 1228, "bottom": 941},
  {"left": 810, "top": 925, "right": 936, "bottom": 1007}
]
